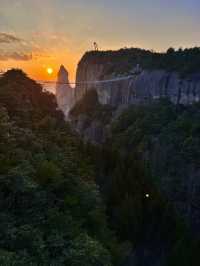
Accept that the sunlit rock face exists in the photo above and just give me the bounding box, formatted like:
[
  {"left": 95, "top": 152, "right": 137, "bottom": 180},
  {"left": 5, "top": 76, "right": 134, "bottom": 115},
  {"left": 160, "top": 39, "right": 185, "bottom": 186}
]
[
  {"left": 56, "top": 65, "right": 74, "bottom": 117},
  {"left": 75, "top": 62, "right": 105, "bottom": 101},
  {"left": 75, "top": 53, "right": 200, "bottom": 106}
]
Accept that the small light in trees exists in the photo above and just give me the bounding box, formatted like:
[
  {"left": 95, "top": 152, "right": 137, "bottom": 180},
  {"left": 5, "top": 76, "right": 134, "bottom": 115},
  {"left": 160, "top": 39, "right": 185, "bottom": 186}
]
[{"left": 145, "top": 194, "right": 150, "bottom": 198}]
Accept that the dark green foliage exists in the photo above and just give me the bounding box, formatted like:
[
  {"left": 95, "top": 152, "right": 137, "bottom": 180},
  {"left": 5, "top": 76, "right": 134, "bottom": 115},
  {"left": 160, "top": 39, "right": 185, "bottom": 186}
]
[
  {"left": 70, "top": 89, "right": 99, "bottom": 117},
  {"left": 84, "top": 99, "right": 200, "bottom": 265},
  {"left": 0, "top": 70, "right": 120, "bottom": 265},
  {"left": 113, "top": 102, "right": 200, "bottom": 263},
  {"left": 79, "top": 47, "right": 200, "bottom": 77},
  {"left": 2, "top": 69, "right": 200, "bottom": 265},
  {"left": 70, "top": 89, "right": 113, "bottom": 124}
]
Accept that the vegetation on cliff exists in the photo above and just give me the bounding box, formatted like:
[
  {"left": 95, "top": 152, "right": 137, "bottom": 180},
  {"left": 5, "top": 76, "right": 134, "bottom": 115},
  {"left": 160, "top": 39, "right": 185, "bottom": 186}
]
[
  {"left": 71, "top": 92, "right": 200, "bottom": 265},
  {"left": 106, "top": 100, "right": 200, "bottom": 265},
  {"left": 2, "top": 68, "right": 200, "bottom": 266},
  {"left": 79, "top": 47, "right": 200, "bottom": 77},
  {"left": 70, "top": 89, "right": 113, "bottom": 124}
]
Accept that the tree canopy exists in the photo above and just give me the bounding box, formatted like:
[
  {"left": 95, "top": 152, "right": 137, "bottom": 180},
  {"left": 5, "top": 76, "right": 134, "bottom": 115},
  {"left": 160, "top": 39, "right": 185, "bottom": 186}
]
[{"left": 0, "top": 70, "right": 122, "bottom": 265}]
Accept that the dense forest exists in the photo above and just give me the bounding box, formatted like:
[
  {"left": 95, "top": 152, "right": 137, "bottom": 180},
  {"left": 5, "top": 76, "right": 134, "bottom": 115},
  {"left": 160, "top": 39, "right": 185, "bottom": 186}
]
[
  {"left": 70, "top": 89, "right": 200, "bottom": 265},
  {"left": 1, "top": 69, "right": 200, "bottom": 266},
  {"left": 79, "top": 47, "right": 200, "bottom": 77},
  {"left": 0, "top": 70, "right": 128, "bottom": 265}
]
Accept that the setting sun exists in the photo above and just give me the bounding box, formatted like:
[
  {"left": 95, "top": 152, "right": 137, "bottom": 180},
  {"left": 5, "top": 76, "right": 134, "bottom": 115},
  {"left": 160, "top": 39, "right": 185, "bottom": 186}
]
[{"left": 47, "top": 68, "right": 53, "bottom": 75}]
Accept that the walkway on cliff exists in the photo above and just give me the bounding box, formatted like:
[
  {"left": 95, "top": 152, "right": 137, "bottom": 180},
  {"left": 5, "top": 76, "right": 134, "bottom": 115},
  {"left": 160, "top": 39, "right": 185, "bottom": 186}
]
[{"left": 37, "top": 75, "right": 134, "bottom": 86}]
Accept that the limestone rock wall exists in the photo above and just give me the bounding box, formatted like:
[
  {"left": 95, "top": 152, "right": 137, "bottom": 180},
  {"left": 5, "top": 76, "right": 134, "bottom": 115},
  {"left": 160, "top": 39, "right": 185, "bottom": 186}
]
[
  {"left": 56, "top": 65, "right": 74, "bottom": 117},
  {"left": 75, "top": 62, "right": 200, "bottom": 107}
]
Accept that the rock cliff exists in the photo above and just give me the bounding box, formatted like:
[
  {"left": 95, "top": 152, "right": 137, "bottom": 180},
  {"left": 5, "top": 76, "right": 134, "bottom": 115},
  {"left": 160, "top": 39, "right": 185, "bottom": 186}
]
[
  {"left": 71, "top": 49, "right": 200, "bottom": 146},
  {"left": 56, "top": 65, "right": 74, "bottom": 117},
  {"left": 75, "top": 51, "right": 200, "bottom": 107},
  {"left": 56, "top": 49, "right": 200, "bottom": 118}
]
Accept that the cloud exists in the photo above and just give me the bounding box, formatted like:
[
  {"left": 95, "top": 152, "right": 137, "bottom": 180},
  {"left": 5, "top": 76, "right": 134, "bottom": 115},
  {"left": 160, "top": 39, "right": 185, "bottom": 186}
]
[
  {"left": 0, "top": 52, "right": 32, "bottom": 61},
  {"left": 0, "top": 32, "right": 52, "bottom": 61},
  {"left": 0, "top": 32, "right": 22, "bottom": 44}
]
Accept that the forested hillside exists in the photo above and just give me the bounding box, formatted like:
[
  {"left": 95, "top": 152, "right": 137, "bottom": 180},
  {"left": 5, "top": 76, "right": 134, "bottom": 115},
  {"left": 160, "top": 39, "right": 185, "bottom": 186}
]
[
  {"left": 0, "top": 70, "right": 124, "bottom": 265},
  {"left": 2, "top": 69, "right": 200, "bottom": 266},
  {"left": 71, "top": 90, "right": 200, "bottom": 266},
  {"left": 109, "top": 101, "right": 200, "bottom": 265}
]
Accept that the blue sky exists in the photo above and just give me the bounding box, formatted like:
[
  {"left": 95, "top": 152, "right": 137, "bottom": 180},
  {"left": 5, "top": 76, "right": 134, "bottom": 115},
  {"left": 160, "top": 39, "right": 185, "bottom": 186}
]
[{"left": 0, "top": 0, "right": 199, "bottom": 80}]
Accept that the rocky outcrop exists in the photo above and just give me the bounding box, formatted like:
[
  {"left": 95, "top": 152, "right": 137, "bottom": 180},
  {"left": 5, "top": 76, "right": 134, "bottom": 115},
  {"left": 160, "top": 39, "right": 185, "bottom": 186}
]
[
  {"left": 56, "top": 65, "right": 74, "bottom": 117},
  {"left": 75, "top": 54, "right": 200, "bottom": 107},
  {"left": 75, "top": 61, "right": 105, "bottom": 101},
  {"left": 70, "top": 114, "right": 109, "bottom": 145},
  {"left": 57, "top": 50, "right": 200, "bottom": 117}
]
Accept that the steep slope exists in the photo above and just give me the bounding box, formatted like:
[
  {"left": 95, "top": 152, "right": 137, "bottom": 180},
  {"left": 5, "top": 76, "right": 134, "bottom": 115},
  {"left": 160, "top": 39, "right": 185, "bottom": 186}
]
[{"left": 70, "top": 90, "right": 200, "bottom": 265}]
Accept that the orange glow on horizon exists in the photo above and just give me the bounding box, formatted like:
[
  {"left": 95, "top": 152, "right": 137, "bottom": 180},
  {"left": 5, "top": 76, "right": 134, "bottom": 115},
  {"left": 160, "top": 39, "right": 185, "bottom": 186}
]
[{"left": 0, "top": 49, "right": 80, "bottom": 83}]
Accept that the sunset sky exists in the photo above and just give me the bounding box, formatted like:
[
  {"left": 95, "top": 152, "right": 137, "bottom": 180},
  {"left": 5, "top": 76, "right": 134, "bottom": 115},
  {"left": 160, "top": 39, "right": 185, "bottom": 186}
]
[{"left": 0, "top": 0, "right": 200, "bottom": 82}]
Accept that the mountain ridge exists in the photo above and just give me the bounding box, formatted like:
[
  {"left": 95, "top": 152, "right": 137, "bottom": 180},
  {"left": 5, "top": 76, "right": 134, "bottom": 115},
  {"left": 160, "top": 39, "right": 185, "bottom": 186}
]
[{"left": 74, "top": 48, "right": 200, "bottom": 108}]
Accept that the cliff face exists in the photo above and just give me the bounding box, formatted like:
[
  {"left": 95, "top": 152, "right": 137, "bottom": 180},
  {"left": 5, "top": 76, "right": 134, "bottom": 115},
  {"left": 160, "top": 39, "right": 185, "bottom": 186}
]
[
  {"left": 75, "top": 51, "right": 200, "bottom": 107},
  {"left": 73, "top": 51, "right": 200, "bottom": 146},
  {"left": 75, "top": 48, "right": 200, "bottom": 106},
  {"left": 75, "top": 61, "right": 105, "bottom": 100},
  {"left": 57, "top": 49, "right": 200, "bottom": 117},
  {"left": 56, "top": 65, "right": 74, "bottom": 117}
]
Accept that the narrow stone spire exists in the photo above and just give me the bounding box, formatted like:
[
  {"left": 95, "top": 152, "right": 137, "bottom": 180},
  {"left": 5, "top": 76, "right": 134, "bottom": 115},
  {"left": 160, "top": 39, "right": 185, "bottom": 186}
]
[
  {"left": 56, "top": 65, "right": 74, "bottom": 118},
  {"left": 57, "top": 65, "right": 69, "bottom": 84}
]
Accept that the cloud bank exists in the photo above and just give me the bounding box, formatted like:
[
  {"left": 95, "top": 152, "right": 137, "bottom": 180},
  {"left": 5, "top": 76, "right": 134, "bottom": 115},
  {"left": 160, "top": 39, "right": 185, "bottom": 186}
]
[
  {"left": 0, "top": 52, "right": 32, "bottom": 61},
  {"left": 0, "top": 32, "right": 34, "bottom": 61},
  {"left": 0, "top": 32, "right": 22, "bottom": 44}
]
